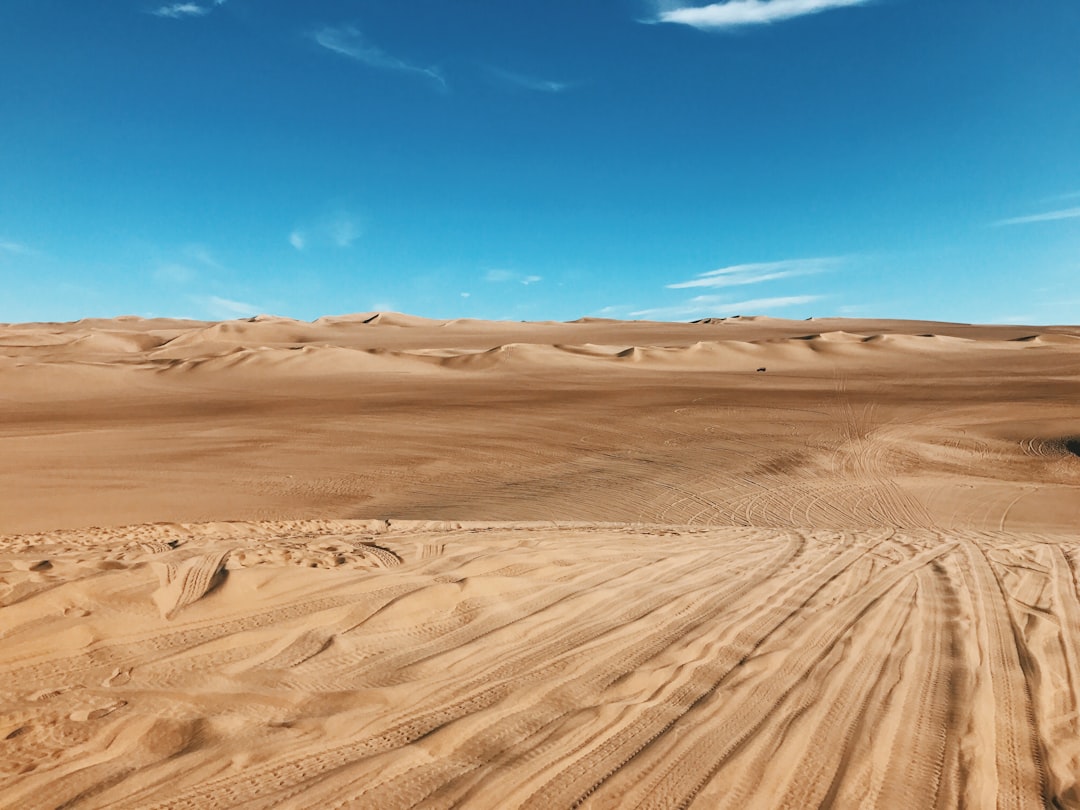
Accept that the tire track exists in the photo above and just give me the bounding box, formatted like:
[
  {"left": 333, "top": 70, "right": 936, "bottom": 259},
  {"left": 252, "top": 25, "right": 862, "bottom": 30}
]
[
  {"left": 511, "top": 544, "right": 885, "bottom": 810},
  {"left": 960, "top": 542, "right": 1048, "bottom": 809},
  {"left": 135, "top": 536, "right": 805, "bottom": 809},
  {"left": 609, "top": 543, "right": 956, "bottom": 810}
]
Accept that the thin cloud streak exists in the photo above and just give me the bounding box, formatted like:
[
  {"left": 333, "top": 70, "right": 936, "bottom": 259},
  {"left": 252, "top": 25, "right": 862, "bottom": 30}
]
[
  {"left": 994, "top": 207, "right": 1080, "bottom": 226},
  {"left": 183, "top": 244, "right": 224, "bottom": 270},
  {"left": 666, "top": 257, "right": 835, "bottom": 289},
  {"left": 654, "top": 0, "right": 871, "bottom": 29},
  {"left": 631, "top": 294, "right": 822, "bottom": 320},
  {"left": 152, "top": 244, "right": 229, "bottom": 287},
  {"left": 152, "top": 0, "right": 225, "bottom": 19},
  {"left": 0, "top": 239, "right": 35, "bottom": 256},
  {"left": 312, "top": 26, "right": 445, "bottom": 88},
  {"left": 199, "top": 295, "right": 263, "bottom": 319},
  {"left": 484, "top": 269, "right": 542, "bottom": 285},
  {"left": 488, "top": 67, "right": 571, "bottom": 94},
  {"left": 154, "top": 263, "right": 196, "bottom": 284}
]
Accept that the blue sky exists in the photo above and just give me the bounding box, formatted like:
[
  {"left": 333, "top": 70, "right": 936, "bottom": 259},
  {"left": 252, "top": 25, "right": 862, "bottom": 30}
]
[{"left": 1, "top": 0, "right": 1078, "bottom": 323}]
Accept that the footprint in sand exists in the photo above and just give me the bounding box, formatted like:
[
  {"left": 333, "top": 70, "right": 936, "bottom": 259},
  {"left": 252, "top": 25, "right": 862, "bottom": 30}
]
[
  {"left": 12, "top": 559, "right": 51, "bottom": 571},
  {"left": 69, "top": 700, "right": 127, "bottom": 722},
  {"left": 102, "top": 667, "right": 132, "bottom": 687}
]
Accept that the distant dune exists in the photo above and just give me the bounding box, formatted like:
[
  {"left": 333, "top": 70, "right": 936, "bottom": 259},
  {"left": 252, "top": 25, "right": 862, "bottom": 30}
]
[{"left": 2, "top": 313, "right": 1079, "bottom": 807}]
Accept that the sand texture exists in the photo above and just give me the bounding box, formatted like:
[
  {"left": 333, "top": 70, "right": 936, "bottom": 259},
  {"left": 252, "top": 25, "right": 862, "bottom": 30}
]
[{"left": 2, "top": 314, "right": 1080, "bottom": 808}]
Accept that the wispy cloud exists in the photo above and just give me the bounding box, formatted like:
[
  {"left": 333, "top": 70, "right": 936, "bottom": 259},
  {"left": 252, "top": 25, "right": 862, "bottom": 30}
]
[
  {"left": 993, "top": 207, "right": 1080, "bottom": 227},
  {"left": 289, "top": 212, "right": 362, "bottom": 250},
  {"left": 198, "top": 295, "right": 263, "bottom": 319},
  {"left": 487, "top": 67, "right": 572, "bottom": 94},
  {"left": 153, "top": 244, "right": 224, "bottom": 283},
  {"left": 312, "top": 25, "right": 445, "bottom": 88},
  {"left": 154, "top": 263, "right": 197, "bottom": 284},
  {"left": 152, "top": 0, "right": 225, "bottom": 19},
  {"left": 484, "top": 269, "right": 542, "bottom": 285},
  {"left": 183, "top": 243, "right": 224, "bottom": 269},
  {"left": 834, "top": 304, "right": 872, "bottom": 316},
  {"left": 666, "top": 257, "right": 836, "bottom": 290},
  {"left": 327, "top": 216, "right": 361, "bottom": 247},
  {"left": 0, "top": 238, "right": 35, "bottom": 256},
  {"left": 632, "top": 294, "right": 822, "bottom": 320},
  {"left": 653, "top": 0, "right": 871, "bottom": 30}
]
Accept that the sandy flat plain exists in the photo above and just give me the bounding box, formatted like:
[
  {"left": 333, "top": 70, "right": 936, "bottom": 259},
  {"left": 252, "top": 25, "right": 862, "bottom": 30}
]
[{"left": 2, "top": 312, "right": 1079, "bottom": 808}]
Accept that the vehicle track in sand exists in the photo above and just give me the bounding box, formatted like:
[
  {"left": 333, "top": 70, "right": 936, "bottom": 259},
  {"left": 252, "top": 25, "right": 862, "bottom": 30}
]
[{"left": 2, "top": 521, "right": 1077, "bottom": 809}]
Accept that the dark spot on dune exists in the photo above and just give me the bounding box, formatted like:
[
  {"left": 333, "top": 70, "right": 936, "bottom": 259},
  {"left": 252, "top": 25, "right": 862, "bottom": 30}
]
[{"left": 1066, "top": 439, "right": 1080, "bottom": 458}]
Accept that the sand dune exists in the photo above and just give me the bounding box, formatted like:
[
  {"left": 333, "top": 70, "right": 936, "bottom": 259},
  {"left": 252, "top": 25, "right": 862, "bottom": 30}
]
[{"left": 2, "top": 314, "right": 1080, "bottom": 808}]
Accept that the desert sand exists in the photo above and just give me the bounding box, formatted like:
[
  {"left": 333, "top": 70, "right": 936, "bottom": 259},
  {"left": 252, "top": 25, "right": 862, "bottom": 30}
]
[{"left": 2, "top": 313, "right": 1079, "bottom": 808}]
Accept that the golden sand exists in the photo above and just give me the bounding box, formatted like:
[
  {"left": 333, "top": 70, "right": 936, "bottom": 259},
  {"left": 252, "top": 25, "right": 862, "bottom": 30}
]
[{"left": 2, "top": 314, "right": 1078, "bottom": 807}]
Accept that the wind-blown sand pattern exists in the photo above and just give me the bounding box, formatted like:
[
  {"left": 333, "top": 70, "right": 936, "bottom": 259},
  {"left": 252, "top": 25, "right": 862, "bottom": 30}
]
[{"left": 2, "top": 314, "right": 1080, "bottom": 807}]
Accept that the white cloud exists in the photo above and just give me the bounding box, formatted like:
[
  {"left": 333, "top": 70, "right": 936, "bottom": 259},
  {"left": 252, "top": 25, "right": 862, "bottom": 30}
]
[
  {"left": 488, "top": 67, "right": 571, "bottom": 94},
  {"left": 666, "top": 257, "right": 835, "bottom": 289},
  {"left": 593, "top": 305, "right": 628, "bottom": 317},
  {"left": 183, "top": 243, "right": 223, "bottom": 269},
  {"left": 0, "top": 239, "right": 34, "bottom": 256},
  {"left": 484, "top": 269, "right": 542, "bottom": 285},
  {"left": 654, "top": 0, "right": 871, "bottom": 29},
  {"left": 994, "top": 207, "right": 1080, "bottom": 227},
  {"left": 199, "top": 295, "right": 263, "bottom": 319},
  {"left": 154, "top": 263, "right": 196, "bottom": 284},
  {"left": 152, "top": 0, "right": 225, "bottom": 19},
  {"left": 289, "top": 213, "right": 362, "bottom": 250},
  {"left": 313, "top": 25, "right": 445, "bottom": 88},
  {"left": 631, "top": 294, "right": 822, "bottom": 320},
  {"left": 151, "top": 244, "right": 226, "bottom": 286},
  {"left": 328, "top": 216, "right": 361, "bottom": 248},
  {"left": 834, "top": 304, "right": 871, "bottom": 316}
]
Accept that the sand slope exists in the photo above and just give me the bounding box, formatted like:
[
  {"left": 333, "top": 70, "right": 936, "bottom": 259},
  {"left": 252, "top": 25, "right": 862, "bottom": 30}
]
[{"left": 2, "top": 314, "right": 1080, "bottom": 808}]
